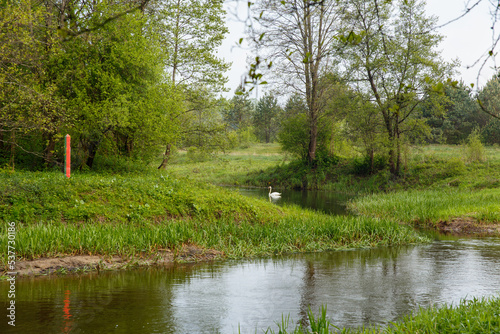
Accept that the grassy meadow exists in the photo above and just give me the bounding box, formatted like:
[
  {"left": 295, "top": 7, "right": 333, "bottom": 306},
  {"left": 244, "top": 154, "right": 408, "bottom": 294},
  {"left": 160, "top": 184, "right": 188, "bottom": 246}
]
[
  {"left": 167, "top": 143, "right": 500, "bottom": 193},
  {"left": 166, "top": 143, "right": 287, "bottom": 185},
  {"left": 167, "top": 142, "right": 500, "bottom": 231},
  {"left": 349, "top": 188, "right": 500, "bottom": 226}
]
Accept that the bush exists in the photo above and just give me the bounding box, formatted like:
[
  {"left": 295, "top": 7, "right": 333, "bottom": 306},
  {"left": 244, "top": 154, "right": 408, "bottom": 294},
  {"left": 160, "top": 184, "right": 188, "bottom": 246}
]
[
  {"left": 463, "top": 129, "right": 486, "bottom": 162},
  {"left": 351, "top": 155, "right": 387, "bottom": 175},
  {"left": 444, "top": 157, "right": 466, "bottom": 177},
  {"left": 278, "top": 114, "right": 309, "bottom": 159},
  {"left": 186, "top": 146, "right": 209, "bottom": 162},
  {"left": 238, "top": 126, "right": 258, "bottom": 149}
]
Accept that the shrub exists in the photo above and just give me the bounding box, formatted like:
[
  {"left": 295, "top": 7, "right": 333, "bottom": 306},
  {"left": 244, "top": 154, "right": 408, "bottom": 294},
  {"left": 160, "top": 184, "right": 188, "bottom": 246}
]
[
  {"left": 186, "top": 146, "right": 208, "bottom": 162},
  {"left": 351, "top": 155, "right": 387, "bottom": 176},
  {"left": 444, "top": 157, "right": 466, "bottom": 177},
  {"left": 463, "top": 129, "right": 486, "bottom": 162}
]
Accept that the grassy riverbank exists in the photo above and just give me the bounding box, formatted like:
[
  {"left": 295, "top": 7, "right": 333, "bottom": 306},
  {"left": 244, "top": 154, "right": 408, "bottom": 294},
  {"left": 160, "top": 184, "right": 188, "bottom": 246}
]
[
  {"left": 0, "top": 170, "right": 426, "bottom": 269},
  {"left": 262, "top": 297, "right": 500, "bottom": 333},
  {"left": 349, "top": 188, "right": 500, "bottom": 229}
]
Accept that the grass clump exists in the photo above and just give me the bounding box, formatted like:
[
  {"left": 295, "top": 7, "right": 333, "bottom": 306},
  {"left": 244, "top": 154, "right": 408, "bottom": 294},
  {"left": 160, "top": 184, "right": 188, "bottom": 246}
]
[
  {"left": 348, "top": 188, "right": 500, "bottom": 226},
  {"left": 262, "top": 306, "right": 338, "bottom": 334},
  {"left": 381, "top": 297, "right": 500, "bottom": 334},
  {"left": 262, "top": 297, "right": 500, "bottom": 333}
]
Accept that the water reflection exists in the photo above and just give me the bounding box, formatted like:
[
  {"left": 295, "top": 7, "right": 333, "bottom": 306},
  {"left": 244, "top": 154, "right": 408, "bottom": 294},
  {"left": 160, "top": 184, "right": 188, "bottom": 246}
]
[
  {"left": 2, "top": 238, "right": 500, "bottom": 333},
  {"left": 62, "top": 290, "right": 72, "bottom": 333}
]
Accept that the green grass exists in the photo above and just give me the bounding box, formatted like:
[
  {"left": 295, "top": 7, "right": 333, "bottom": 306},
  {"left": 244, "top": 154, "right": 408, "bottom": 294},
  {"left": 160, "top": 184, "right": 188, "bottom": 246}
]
[
  {"left": 0, "top": 169, "right": 427, "bottom": 263},
  {"left": 414, "top": 144, "right": 500, "bottom": 164},
  {"left": 0, "top": 210, "right": 426, "bottom": 261},
  {"left": 0, "top": 169, "right": 276, "bottom": 224},
  {"left": 262, "top": 297, "right": 500, "bottom": 333},
  {"left": 348, "top": 188, "right": 500, "bottom": 226},
  {"left": 167, "top": 143, "right": 288, "bottom": 185}
]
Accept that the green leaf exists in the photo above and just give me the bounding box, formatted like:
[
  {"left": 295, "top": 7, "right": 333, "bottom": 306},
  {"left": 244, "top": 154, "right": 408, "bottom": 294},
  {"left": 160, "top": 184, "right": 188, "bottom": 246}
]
[
  {"left": 303, "top": 52, "right": 311, "bottom": 63},
  {"left": 432, "top": 82, "right": 445, "bottom": 94}
]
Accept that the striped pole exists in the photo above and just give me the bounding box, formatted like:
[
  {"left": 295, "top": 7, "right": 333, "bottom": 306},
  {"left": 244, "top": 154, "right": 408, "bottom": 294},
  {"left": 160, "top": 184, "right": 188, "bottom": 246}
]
[{"left": 65, "top": 134, "right": 71, "bottom": 178}]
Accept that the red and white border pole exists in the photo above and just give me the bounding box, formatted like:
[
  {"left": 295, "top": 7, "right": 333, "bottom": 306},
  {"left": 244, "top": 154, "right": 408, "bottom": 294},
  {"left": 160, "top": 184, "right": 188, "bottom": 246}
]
[{"left": 65, "top": 134, "right": 71, "bottom": 178}]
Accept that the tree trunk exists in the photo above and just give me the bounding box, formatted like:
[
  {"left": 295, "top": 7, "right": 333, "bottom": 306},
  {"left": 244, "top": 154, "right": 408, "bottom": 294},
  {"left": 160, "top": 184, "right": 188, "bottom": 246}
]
[
  {"left": 10, "top": 130, "right": 15, "bottom": 170},
  {"left": 44, "top": 132, "right": 57, "bottom": 167},
  {"left": 85, "top": 140, "right": 99, "bottom": 169},
  {"left": 158, "top": 143, "right": 172, "bottom": 169},
  {"left": 388, "top": 131, "right": 396, "bottom": 176},
  {"left": 395, "top": 121, "right": 401, "bottom": 176},
  {"left": 308, "top": 117, "right": 318, "bottom": 164},
  {"left": 0, "top": 130, "right": 4, "bottom": 154},
  {"left": 369, "top": 148, "right": 374, "bottom": 173}
]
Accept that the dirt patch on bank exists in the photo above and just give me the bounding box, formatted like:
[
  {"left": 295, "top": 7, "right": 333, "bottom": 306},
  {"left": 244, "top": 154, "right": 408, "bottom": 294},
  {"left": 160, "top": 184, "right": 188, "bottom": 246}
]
[
  {"left": 436, "top": 217, "right": 500, "bottom": 236},
  {"left": 2, "top": 245, "right": 223, "bottom": 277}
]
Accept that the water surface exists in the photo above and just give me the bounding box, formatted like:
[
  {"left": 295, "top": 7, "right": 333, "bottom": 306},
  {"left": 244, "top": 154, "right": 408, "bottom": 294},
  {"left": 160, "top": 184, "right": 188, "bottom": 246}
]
[{"left": 235, "top": 187, "right": 351, "bottom": 215}]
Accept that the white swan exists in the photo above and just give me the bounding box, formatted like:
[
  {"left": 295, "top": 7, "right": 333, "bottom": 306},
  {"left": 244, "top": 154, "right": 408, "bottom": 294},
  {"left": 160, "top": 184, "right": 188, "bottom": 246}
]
[{"left": 268, "top": 186, "right": 281, "bottom": 198}]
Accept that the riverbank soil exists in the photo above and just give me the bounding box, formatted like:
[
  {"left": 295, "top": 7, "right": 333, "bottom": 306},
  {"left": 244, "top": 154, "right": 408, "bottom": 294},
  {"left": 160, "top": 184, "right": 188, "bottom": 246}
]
[
  {"left": 436, "top": 217, "right": 500, "bottom": 235},
  {"left": 2, "top": 245, "right": 223, "bottom": 277}
]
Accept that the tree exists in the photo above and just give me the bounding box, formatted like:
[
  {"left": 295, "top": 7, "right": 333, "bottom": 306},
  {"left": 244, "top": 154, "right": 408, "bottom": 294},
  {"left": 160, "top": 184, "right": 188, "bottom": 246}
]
[
  {"left": 340, "top": 0, "right": 454, "bottom": 175},
  {"left": 0, "top": 1, "right": 71, "bottom": 168},
  {"left": 150, "top": 0, "right": 230, "bottom": 169},
  {"left": 283, "top": 93, "right": 308, "bottom": 120},
  {"left": 223, "top": 85, "right": 254, "bottom": 131},
  {"left": 477, "top": 75, "right": 500, "bottom": 143},
  {"left": 421, "top": 82, "right": 481, "bottom": 144},
  {"left": 253, "top": 92, "right": 281, "bottom": 143},
  {"left": 0, "top": 0, "right": 173, "bottom": 170},
  {"left": 250, "top": 0, "right": 343, "bottom": 164},
  {"left": 58, "top": 2, "right": 165, "bottom": 169}
]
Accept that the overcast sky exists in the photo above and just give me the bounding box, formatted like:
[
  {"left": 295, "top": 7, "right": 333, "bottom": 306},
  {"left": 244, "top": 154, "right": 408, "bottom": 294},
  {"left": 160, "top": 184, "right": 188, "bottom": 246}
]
[{"left": 217, "top": 0, "right": 498, "bottom": 99}]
